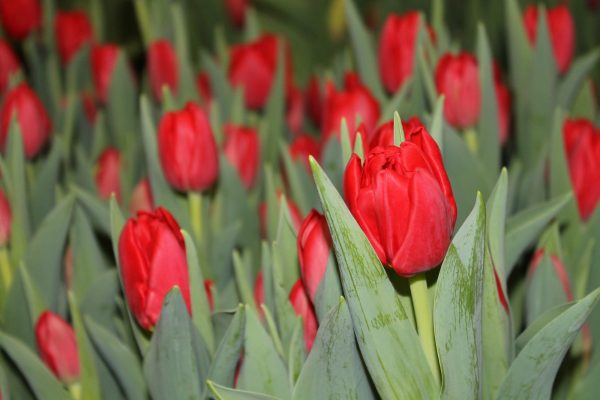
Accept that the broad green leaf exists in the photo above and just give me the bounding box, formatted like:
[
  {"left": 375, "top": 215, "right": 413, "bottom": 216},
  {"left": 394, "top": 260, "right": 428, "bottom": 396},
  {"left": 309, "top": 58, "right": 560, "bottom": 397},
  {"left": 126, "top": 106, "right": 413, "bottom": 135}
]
[
  {"left": 29, "top": 138, "right": 61, "bottom": 227},
  {"left": 287, "top": 317, "right": 305, "bottom": 386},
  {"left": 526, "top": 251, "right": 569, "bottom": 326},
  {"left": 107, "top": 54, "right": 137, "bottom": 149},
  {"left": 504, "top": 0, "right": 531, "bottom": 101},
  {"left": 312, "top": 253, "right": 343, "bottom": 322},
  {"left": 515, "top": 303, "right": 571, "bottom": 354},
  {"left": 19, "top": 266, "right": 47, "bottom": 325},
  {"left": 428, "top": 96, "right": 445, "bottom": 151},
  {"left": 207, "top": 306, "right": 245, "bottom": 387},
  {"left": 262, "top": 43, "right": 286, "bottom": 167},
  {"left": 233, "top": 250, "right": 256, "bottom": 308},
  {"left": 71, "top": 185, "right": 111, "bottom": 236},
  {"left": 80, "top": 270, "right": 120, "bottom": 334},
  {"left": 208, "top": 381, "right": 279, "bottom": 400},
  {"left": 202, "top": 53, "right": 233, "bottom": 122},
  {"left": 170, "top": 3, "right": 197, "bottom": 104},
  {"left": 310, "top": 157, "right": 438, "bottom": 399},
  {"left": 340, "top": 118, "right": 352, "bottom": 166},
  {"left": 557, "top": 49, "right": 600, "bottom": 110},
  {"left": 280, "top": 145, "right": 316, "bottom": 215}
]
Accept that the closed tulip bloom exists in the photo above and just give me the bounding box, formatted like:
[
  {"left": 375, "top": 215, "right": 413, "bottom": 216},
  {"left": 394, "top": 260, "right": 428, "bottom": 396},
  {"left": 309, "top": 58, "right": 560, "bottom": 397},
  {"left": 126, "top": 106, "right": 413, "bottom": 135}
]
[
  {"left": 0, "top": 40, "right": 20, "bottom": 94},
  {"left": 0, "top": 189, "right": 10, "bottom": 246},
  {"left": 494, "top": 65, "right": 511, "bottom": 145},
  {"left": 286, "top": 86, "right": 305, "bottom": 134},
  {"left": 289, "top": 280, "right": 318, "bottom": 352},
  {"left": 158, "top": 102, "right": 219, "bottom": 192},
  {"left": 95, "top": 147, "right": 121, "bottom": 202},
  {"left": 435, "top": 52, "right": 481, "bottom": 130},
  {"left": 0, "top": 0, "right": 41, "bottom": 40},
  {"left": 196, "top": 71, "right": 212, "bottom": 105},
  {"left": 378, "top": 12, "right": 421, "bottom": 93},
  {"left": 118, "top": 207, "right": 192, "bottom": 330},
  {"left": 91, "top": 44, "right": 119, "bottom": 104},
  {"left": 523, "top": 5, "right": 574, "bottom": 74},
  {"left": 298, "top": 210, "right": 332, "bottom": 301},
  {"left": 148, "top": 39, "right": 179, "bottom": 101},
  {"left": 0, "top": 83, "right": 52, "bottom": 159},
  {"left": 225, "top": 0, "right": 248, "bottom": 28},
  {"left": 563, "top": 118, "right": 600, "bottom": 221},
  {"left": 289, "top": 135, "right": 321, "bottom": 172},
  {"left": 128, "top": 178, "right": 153, "bottom": 214},
  {"left": 223, "top": 124, "right": 260, "bottom": 190},
  {"left": 82, "top": 92, "right": 97, "bottom": 124},
  {"left": 55, "top": 11, "right": 94, "bottom": 65},
  {"left": 306, "top": 76, "right": 324, "bottom": 127},
  {"left": 35, "top": 311, "right": 80, "bottom": 383},
  {"left": 344, "top": 124, "right": 456, "bottom": 276}
]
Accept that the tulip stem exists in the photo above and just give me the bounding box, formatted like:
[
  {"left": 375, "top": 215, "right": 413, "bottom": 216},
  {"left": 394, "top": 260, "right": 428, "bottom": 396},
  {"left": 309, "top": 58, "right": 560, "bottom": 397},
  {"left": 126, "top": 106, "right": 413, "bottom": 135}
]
[
  {"left": 464, "top": 127, "right": 478, "bottom": 154},
  {"left": 0, "top": 247, "right": 12, "bottom": 293},
  {"left": 68, "top": 382, "right": 82, "bottom": 400},
  {"left": 188, "top": 192, "right": 204, "bottom": 245},
  {"left": 408, "top": 274, "right": 440, "bottom": 386}
]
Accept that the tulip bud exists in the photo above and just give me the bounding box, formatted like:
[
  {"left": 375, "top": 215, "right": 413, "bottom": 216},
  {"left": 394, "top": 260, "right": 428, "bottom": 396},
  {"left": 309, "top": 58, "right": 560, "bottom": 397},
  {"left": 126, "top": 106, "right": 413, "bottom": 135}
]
[
  {"left": 158, "top": 102, "right": 219, "bottom": 192},
  {"left": 128, "top": 178, "right": 153, "bottom": 215},
  {"left": 55, "top": 11, "right": 94, "bottom": 65},
  {"left": 35, "top": 311, "right": 80, "bottom": 383},
  {"left": 223, "top": 123, "right": 260, "bottom": 190},
  {"left": 286, "top": 86, "right": 305, "bottom": 135},
  {"left": 493, "top": 65, "right": 511, "bottom": 145},
  {"left": 82, "top": 92, "right": 97, "bottom": 124},
  {"left": 378, "top": 12, "right": 421, "bottom": 93},
  {"left": 305, "top": 76, "right": 324, "bottom": 127},
  {"left": 523, "top": 5, "right": 574, "bottom": 74},
  {"left": 0, "top": 189, "right": 10, "bottom": 247},
  {"left": 0, "top": 0, "right": 42, "bottom": 40},
  {"left": 224, "top": 0, "right": 248, "bottom": 28},
  {"left": 95, "top": 147, "right": 121, "bottom": 202},
  {"left": 0, "top": 40, "right": 20, "bottom": 94},
  {"left": 435, "top": 52, "right": 481, "bottom": 130},
  {"left": 91, "top": 44, "right": 119, "bottom": 104},
  {"left": 204, "top": 279, "right": 214, "bottom": 311},
  {"left": 148, "top": 39, "right": 179, "bottom": 101},
  {"left": 258, "top": 193, "right": 303, "bottom": 237},
  {"left": 289, "top": 135, "right": 321, "bottom": 172},
  {"left": 196, "top": 71, "right": 212, "bottom": 105},
  {"left": 344, "top": 123, "right": 456, "bottom": 276},
  {"left": 289, "top": 280, "right": 318, "bottom": 352},
  {"left": 118, "top": 207, "right": 192, "bottom": 330},
  {"left": 562, "top": 118, "right": 600, "bottom": 221},
  {"left": 298, "top": 210, "right": 332, "bottom": 301},
  {"left": 0, "top": 83, "right": 52, "bottom": 159}
]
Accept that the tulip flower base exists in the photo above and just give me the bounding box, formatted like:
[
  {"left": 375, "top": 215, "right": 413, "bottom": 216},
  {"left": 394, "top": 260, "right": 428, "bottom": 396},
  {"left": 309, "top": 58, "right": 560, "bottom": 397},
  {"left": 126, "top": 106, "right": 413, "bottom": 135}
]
[{"left": 0, "top": 0, "right": 598, "bottom": 399}]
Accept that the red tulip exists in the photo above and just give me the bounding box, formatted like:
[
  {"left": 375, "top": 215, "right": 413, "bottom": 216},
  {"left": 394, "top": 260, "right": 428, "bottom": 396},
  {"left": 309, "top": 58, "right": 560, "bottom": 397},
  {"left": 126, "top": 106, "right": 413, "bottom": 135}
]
[
  {"left": 0, "top": 189, "right": 10, "bottom": 246},
  {"left": 0, "top": 0, "right": 41, "bottom": 40},
  {"left": 204, "top": 279, "right": 214, "bottom": 311},
  {"left": 305, "top": 76, "right": 324, "bottom": 127},
  {"left": 223, "top": 123, "right": 260, "bottom": 190},
  {"left": 289, "top": 280, "right": 318, "bottom": 352},
  {"left": 148, "top": 39, "right": 179, "bottom": 101},
  {"left": 563, "top": 118, "right": 600, "bottom": 221},
  {"left": 196, "top": 71, "right": 212, "bottom": 105},
  {"left": 95, "top": 147, "right": 121, "bottom": 202},
  {"left": 435, "top": 52, "right": 481, "bottom": 130},
  {"left": 289, "top": 135, "right": 321, "bottom": 172},
  {"left": 128, "top": 178, "right": 153, "bottom": 214},
  {"left": 225, "top": 0, "right": 248, "bottom": 28},
  {"left": 298, "top": 210, "right": 332, "bottom": 301},
  {"left": 378, "top": 11, "right": 421, "bottom": 93},
  {"left": 344, "top": 123, "right": 456, "bottom": 276},
  {"left": 259, "top": 193, "right": 303, "bottom": 237},
  {"left": 118, "top": 207, "right": 192, "bottom": 330},
  {"left": 91, "top": 44, "right": 119, "bottom": 104},
  {"left": 82, "top": 92, "right": 97, "bottom": 124},
  {"left": 287, "top": 85, "right": 305, "bottom": 134},
  {"left": 55, "top": 11, "right": 94, "bottom": 65},
  {"left": 0, "top": 40, "right": 20, "bottom": 94},
  {"left": 493, "top": 65, "right": 511, "bottom": 145},
  {"left": 158, "top": 102, "right": 219, "bottom": 192},
  {"left": 0, "top": 83, "right": 52, "bottom": 159},
  {"left": 228, "top": 34, "right": 293, "bottom": 110},
  {"left": 322, "top": 72, "right": 380, "bottom": 142},
  {"left": 523, "top": 5, "right": 574, "bottom": 74},
  {"left": 528, "top": 250, "right": 573, "bottom": 301},
  {"left": 254, "top": 271, "right": 264, "bottom": 319},
  {"left": 35, "top": 311, "right": 80, "bottom": 383}
]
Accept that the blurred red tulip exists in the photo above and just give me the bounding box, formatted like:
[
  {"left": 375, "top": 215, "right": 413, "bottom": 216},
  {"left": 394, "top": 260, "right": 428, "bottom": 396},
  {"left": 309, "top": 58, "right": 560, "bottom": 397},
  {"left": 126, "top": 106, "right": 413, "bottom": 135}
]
[
  {"left": 225, "top": 0, "right": 248, "bottom": 28},
  {"left": 129, "top": 178, "right": 153, "bottom": 214},
  {"left": 91, "top": 44, "right": 119, "bottom": 104},
  {"left": 0, "top": 0, "right": 41, "bottom": 40},
  {"left": 223, "top": 123, "right": 260, "bottom": 190},
  {"left": 0, "top": 40, "right": 20, "bottom": 94},
  {"left": 35, "top": 311, "right": 80, "bottom": 383},
  {"left": 55, "top": 11, "right": 94, "bottom": 65},
  {"left": 0, "top": 189, "right": 10, "bottom": 246},
  {"left": 95, "top": 147, "right": 121, "bottom": 202},
  {"left": 298, "top": 210, "right": 332, "bottom": 301},
  {"left": 289, "top": 135, "right": 321, "bottom": 172},
  {"left": 148, "top": 39, "right": 179, "bottom": 101},
  {"left": 289, "top": 280, "right": 318, "bottom": 352}
]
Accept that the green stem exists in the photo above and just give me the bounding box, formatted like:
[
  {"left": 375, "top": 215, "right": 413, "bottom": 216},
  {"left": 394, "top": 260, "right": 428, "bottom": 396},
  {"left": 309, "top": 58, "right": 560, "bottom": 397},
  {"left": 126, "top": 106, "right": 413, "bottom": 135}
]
[
  {"left": 0, "top": 247, "right": 12, "bottom": 293},
  {"left": 134, "top": 0, "right": 153, "bottom": 48},
  {"left": 464, "top": 127, "right": 478, "bottom": 155},
  {"left": 188, "top": 192, "right": 204, "bottom": 245},
  {"left": 68, "top": 382, "right": 81, "bottom": 400},
  {"left": 409, "top": 274, "right": 441, "bottom": 386}
]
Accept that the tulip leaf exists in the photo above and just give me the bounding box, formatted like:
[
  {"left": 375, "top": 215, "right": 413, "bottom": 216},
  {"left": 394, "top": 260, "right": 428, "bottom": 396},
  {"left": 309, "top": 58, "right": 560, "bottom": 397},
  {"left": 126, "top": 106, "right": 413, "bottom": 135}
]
[
  {"left": 340, "top": 118, "right": 352, "bottom": 166},
  {"left": 526, "top": 253, "right": 569, "bottom": 326},
  {"left": 107, "top": 54, "right": 137, "bottom": 149},
  {"left": 233, "top": 250, "right": 256, "bottom": 309},
  {"left": 428, "top": 95, "right": 445, "bottom": 151},
  {"left": 280, "top": 144, "right": 316, "bottom": 215},
  {"left": 0, "top": 331, "right": 70, "bottom": 400},
  {"left": 496, "top": 288, "right": 600, "bottom": 399},
  {"left": 557, "top": 48, "right": 600, "bottom": 110},
  {"left": 71, "top": 184, "right": 112, "bottom": 236},
  {"left": 378, "top": 79, "right": 412, "bottom": 125},
  {"left": 207, "top": 381, "right": 280, "bottom": 400},
  {"left": 504, "top": 0, "right": 531, "bottom": 101},
  {"left": 201, "top": 52, "right": 233, "bottom": 121},
  {"left": 293, "top": 298, "right": 375, "bottom": 400},
  {"left": 29, "top": 137, "right": 61, "bottom": 228},
  {"left": 262, "top": 42, "right": 286, "bottom": 167},
  {"left": 310, "top": 157, "right": 438, "bottom": 399},
  {"left": 80, "top": 270, "right": 120, "bottom": 332},
  {"left": 515, "top": 303, "right": 571, "bottom": 354},
  {"left": 170, "top": 3, "right": 197, "bottom": 104},
  {"left": 19, "top": 265, "right": 47, "bottom": 325},
  {"left": 313, "top": 253, "right": 343, "bottom": 322},
  {"left": 207, "top": 306, "right": 245, "bottom": 388},
  {"left": 287, "top": 316, "right": 306, "bottom": 386}
]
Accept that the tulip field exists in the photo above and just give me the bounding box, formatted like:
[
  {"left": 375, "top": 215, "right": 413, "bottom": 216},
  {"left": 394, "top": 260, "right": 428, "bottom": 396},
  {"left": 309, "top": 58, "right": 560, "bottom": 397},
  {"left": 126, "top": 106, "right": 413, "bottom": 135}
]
[{"left": 0, "top": 0, "right": 599, "bottom": 399}]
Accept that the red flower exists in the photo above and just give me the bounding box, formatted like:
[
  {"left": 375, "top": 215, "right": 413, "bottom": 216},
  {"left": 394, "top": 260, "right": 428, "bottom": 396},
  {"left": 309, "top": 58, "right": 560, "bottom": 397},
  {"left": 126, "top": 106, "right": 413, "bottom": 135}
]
[
  {"left": 118, "top": 207, "right": 191, "bottom": 330},
  {"left": 0, "top": 189, "right": 10, "bottom": 246},
  {"left": 0, "top": 83, "right": 52, "bottom": 159},
  {"left": 91, "top": 44, "right": 119, "bottom": 104},
  {"left": 204, "top": 279, "right": 214, "bottom": 311},
  {"left": 0, "top": 0, "right": 41, "bottom": 40},
  {"left": 225, "top": 0, "right": 248, "bottom": 28},
  {"left": 0, "top": 40, "right": 20, "bottom": 94},
  {"left": 344, "top": 123, "right": 456, "bottom": 276},
  {"left": 82, "top": 92, "right": 97, "bottom": 124},
  {"left": 35, "top": 311, "right": 80, "bottom": 383},
  {"left": 289, "top": 280, "right": 318, "bottom": 352},
  {"left": 305, "top": 76, "right": 324, "bottom": 127},
  {"left": 435, "top": 52, "right": 481, "bottom": 130},
  {"left": 378, "top": 11, "right": 421, "bottom": 93},
  {"left": 286, "top": 85, "right": 305, "bottom": 135},
  {"left": 228, "top": 34, "right": 293, "bottom": 110},
  {"left": 523, "top": 5, "right": 574, "bottom": 74},
  {"left": 95, "top": 147, "right": 121, "bottom": 202},
  {"left": 158, "top": 102, "right": 219, "bottom": 192},
  {"left": 289, "top": 135, "right": 321, "bottom": 172},
  {"left": 298, "top": 210, "right": 332, "bottom": 301},
  {"left": 148, "top": 39, "right": 179, "bottom": 101},
  {"left": 493, "top": 65, "right": 511, "bottom": 145},
  {"left": 563, "top": 118, "right": 600, "bottom": 221},
  {"left": 128, "top": 178, "right": 153, "bottom": 215},
  {"left": 223, "top": 123, "right": 260, "bottom": 190},
  {"left": 55, "top": 11, "right": 94, "bottom": 65},
  {"left": 196, "top": 71, "right": 212, "bottom": 105},
  {"left": 254, "top": 271, "right": 264, "bottom": 319}
]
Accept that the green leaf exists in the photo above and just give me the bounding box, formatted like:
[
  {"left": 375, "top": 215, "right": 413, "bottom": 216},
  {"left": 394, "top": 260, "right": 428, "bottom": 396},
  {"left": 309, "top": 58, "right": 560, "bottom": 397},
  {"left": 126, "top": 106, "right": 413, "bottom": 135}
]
[
  {"left": 428, "top": 96, "right": 445, "bottom": 151},
  {"left": 170, "top": 3, "right": 197, "bottom": 104},
  {"left": 201, "top": 52, "right": 233, "bottom": 122},
  {"left": 310, "top": 157, "right": 438, "bottom": 399},
  {"left": 526, "top": 251, "right": 569, "bottom": 326},
  {"left": 378, "top": 79, "right": 412, "bottom": 125},
  {"left": 504, "top": 0, "right": 532, "bottom": 102},
  {"left": 515, "top": 303, "right": 571, "bottom": 354},
  {"left": 19, "top": 265, "right": 47, "bottom": 326},
  {"left": 557, "top": 48, "right": 600, "bottom": 110},
  {"left": 107, "top": 53, "right": 137, "bottom": 148},
  {"left": 496, "top": 288, "right": 600, "bottom": 399},
  {"left": 262, "top": 42, "right": 286, "bottom": 167},
  {"left": 29, "top": 138, "right": 61, "bottom": 228},
  {"left": 207, "top": 306, "right": 245, "bottom": 388},
  {"left": 208, "top": 381, "right": 279, "bottom": 400},
  {"left": 71, "top": 185, "right": 111, "bottom": 236}
]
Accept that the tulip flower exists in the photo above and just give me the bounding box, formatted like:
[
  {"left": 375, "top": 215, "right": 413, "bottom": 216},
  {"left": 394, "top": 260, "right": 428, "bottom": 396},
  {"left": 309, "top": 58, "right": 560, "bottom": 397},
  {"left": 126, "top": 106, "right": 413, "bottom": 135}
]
[
  {"left": 158, "top": 102, "right": 219, "bottom": 192},
  {"left": 0, "top": 0, "right": 41, "bottom": 40},
  {"left": 0, "top": 83, "right": 52, "bottom": 159},
  {"left": 287, "top": 86, "right": 305, "bottom": 134},
  {"left": 378, "top": 11, "right": 421, "bottom": 93},
  {"left": 35, "top": 311, "right": 80, "bottom": 383},
  {"left": 494, "top": 65, "right": 511, "bottom": 145},
  {"left": 225, "top": 0, "right": 248, "bottom": 28},
  {"left": 0, "top": 189, "right": 10, "bottom": 247},
  {"left": 196, "top": 71, "right": 212, "bottom": 105},
  {"left": 298, "top": 210, "right": 332, "bottom": 301},
  {"left": 563, "top": 118, "right": 600, "bottom": 221},
  {"left": 305, "top": 76, "right": 324, "bottom": 127},
  {"left": 223, "top": 124, "right": 260, "bottom": 190},
  {"left": 148, "top": 39, "right": 179, "bottom": 101},
  {"left": 0, "top": 40, "right": 20, "bottom": 94},
  {"left": 128, "top": 178, "right": 153, "bottom": 214},
  {"left": 55, "top": 11, "right": 94, "bottom": 65},
  {"left": 118, "top": 207, "right": 192, "bottom": 330},
  {"left": 95, "top": 147, "right": 121, "bottom": 202},
  {"left": 289, "top": 280, "right": 318, "bottom": 352},
  {"left": 82, "top": 92, "right": 97, "bottom": 124},
  {"left": 289, "top": 135, "right": 321, "bottom": 172},
  {"left": 91, "top": 44, "right": 119, "bottom": 104},
  {"left": 523, "top": 5, "right": 574, "bottom": 74},
  {"left": 344, "top": 124, "right": 456, "bottom": 276}
]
